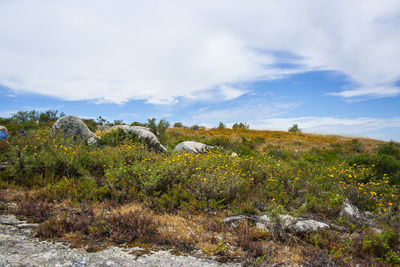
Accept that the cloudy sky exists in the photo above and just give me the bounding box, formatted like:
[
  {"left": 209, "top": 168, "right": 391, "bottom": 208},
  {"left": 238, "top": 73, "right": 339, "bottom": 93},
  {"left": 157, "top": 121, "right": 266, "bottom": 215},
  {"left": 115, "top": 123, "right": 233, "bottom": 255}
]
[{"left": 1, "top": 0, "right": 400, "bottom": 140}]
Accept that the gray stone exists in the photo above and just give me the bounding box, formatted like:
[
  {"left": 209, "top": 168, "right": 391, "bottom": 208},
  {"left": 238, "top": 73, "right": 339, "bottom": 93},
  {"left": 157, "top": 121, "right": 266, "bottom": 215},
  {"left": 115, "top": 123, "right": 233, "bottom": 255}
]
[
  {"left": 0, "top": 126, "right": 7, "bottom": 133},
  {"left": 255, "top": 214, "right": 299, "bottom": 232},
  {"left": 292, "top": 219, "right": 329, "bottom": 233},
  {"left": 340, "top": 200, "right": 362, "bottom": 223},
  {"left": 371, "top": 227, "right": 383, "bottom": 234},
  {"left": 111, "top": 125, "right": 166, "bottom": 152},
  {"left": 52, "top": 116, "right": 95, "bottom": 139},
  {"left": 97, "top": 125, "right": 111, "bottom": 131},
  {"left": 221, "top": 215, "right": 249, "bottom": 227},
  {"left": 364, "top": 211, "right": 375, "bottom": 220},
  {"left": 87, "top": 136, "right": 100, "bottom": 146},
  {"left": 175, "top": 141, "right": 214, "bottom": 153}
]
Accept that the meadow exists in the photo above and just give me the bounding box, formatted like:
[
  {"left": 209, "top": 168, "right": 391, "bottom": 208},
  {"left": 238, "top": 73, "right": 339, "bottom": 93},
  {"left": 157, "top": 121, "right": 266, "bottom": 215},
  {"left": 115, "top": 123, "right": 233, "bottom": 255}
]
[{"left": 0, "top": 115, "right": 400, "bottom": 265}]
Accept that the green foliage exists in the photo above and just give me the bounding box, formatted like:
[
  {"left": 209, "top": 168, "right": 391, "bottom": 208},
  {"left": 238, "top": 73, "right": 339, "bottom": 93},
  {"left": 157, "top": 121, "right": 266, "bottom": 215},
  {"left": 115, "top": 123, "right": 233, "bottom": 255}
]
[
  {"left": 288, "top": 124, "right": 301, "bottom": 133},
  {"left": 232, "top": 122, "right": 249, "bottom": 129},
  {"left": 145, "top": 118, "right": 170, "bottom": 143},
  {"left": 303, "top": 148, "right": 339, "bottom": 163},
  {"left": 218, "top": 122, "right": 226, "bottom": 129},
  {"left": 173, "top": 122, "right": 183, "bottom": 127},
  {"left": 0, "top": 109, "right": 64, "bottom": 134},
  {"left": 190, "top": 124, "right": 200, "bottom": 130},
  {"left": 131, "top": 121, "right": 146, "bottom": 127},
  {"left": 375, "top": 142, "right": 400, "bottom": 184},
  {"left": 100, "top": 128, "right": 137, "bottom": 146},
  {"left": 362, "top": 229, "right": 400, "bottom": 264}
]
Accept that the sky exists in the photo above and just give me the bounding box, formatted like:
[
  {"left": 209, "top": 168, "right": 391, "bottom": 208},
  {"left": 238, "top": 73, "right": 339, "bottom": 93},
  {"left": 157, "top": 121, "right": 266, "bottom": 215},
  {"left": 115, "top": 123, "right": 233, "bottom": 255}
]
[{"left": 0, "top": 0, "right": 400, "bottom": 141}]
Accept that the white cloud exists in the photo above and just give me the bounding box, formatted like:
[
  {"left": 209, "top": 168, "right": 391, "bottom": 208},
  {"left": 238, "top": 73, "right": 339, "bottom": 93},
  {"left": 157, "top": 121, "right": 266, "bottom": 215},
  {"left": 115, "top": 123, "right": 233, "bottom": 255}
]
[
  {"left": 257, "top": 116, "right": 400, "bottom": 137},
  {"left": 0, "top": 0, "right": 400, "bottom": 104},
  {"left": 329, "top": 85, "right": 400, "bottom": 99},
  {"left": 189, "top": 101, "right": 301, "bottom": 126}
]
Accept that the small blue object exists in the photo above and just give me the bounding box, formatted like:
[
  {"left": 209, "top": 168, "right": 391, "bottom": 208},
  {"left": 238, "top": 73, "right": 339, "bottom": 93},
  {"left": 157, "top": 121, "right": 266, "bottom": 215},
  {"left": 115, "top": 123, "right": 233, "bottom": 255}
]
[
  {"left": 0, "top": 131, "right": 8, "bottom": 140},
  {"left": 19, "top": 129, "right": 27, "bottom": 137}
]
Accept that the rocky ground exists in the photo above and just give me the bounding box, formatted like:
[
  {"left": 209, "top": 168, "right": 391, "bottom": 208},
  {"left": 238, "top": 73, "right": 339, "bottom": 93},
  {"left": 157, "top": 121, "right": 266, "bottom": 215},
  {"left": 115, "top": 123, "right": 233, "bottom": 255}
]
[{"left": 0, "top": 215, "right": 240, "bottom": 267}]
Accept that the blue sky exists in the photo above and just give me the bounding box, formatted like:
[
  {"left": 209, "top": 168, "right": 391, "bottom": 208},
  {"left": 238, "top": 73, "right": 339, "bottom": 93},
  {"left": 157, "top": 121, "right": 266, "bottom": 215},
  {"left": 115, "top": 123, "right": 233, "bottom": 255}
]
[{"left": 0, "top": 1, "right": 400, "bottom": 141}]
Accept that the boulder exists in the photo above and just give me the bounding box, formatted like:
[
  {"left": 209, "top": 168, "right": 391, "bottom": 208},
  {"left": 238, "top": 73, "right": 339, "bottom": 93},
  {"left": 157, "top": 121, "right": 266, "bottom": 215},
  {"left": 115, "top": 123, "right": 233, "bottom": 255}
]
[
  {"left": 175, "top": 141, "right": 214, "bottom": 153},
  {"left": 221, "top": 215, "right": 250, "bottom": 227},
  {"left": 52, "top": 116, "right": 95, "bottom": 139},
  {"left": 0, "top": 126, "right": 7, "bottom": 133},
  {"left": 111, "top": 125, "right": 166, "bottom": 152},
  {"left": 256, "top": 214, "right": 297, "bottom": 232},
  {"left": 292, "top": 220, "right": 330, "bottom": 233},
  {"left": 97, "top": 125, "right": 111, "bottom": 131},
  {"left": 87, "top": 136, "right": 100, "bottom": 145},
  {"left": 340, "top": 200, "right": 362, "bottom": 223},
  {"left": 255, "top": 213, "right": 329, "bottom": 234},
  {"left": 111, "top": 125, "right": 150, "bottom": 132}
]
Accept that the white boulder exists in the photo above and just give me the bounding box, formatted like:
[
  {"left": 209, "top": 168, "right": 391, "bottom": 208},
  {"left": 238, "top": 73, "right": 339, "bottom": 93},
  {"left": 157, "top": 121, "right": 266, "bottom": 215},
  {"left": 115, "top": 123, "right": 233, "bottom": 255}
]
[
  {"left": 52, "top": 116, "right": 95, "bottom": 139},
  {"left": 175, "top": 141, "right": 214, "bottom": 153},
  {"left": 293, "top": 220, "right": 330, "bottom": 233},
  {"left": 340, "top": 200, "right": 362, "bottom": 223},
  {"left": 111, "top": 125, "right": 166, "bottom": 152}
]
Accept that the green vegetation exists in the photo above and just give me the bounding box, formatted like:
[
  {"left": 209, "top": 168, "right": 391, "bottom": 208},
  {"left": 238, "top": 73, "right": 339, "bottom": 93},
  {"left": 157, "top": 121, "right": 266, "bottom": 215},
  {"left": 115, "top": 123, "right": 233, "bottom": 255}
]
[
  {"left": 288, "top": 124, "right": 301, "bottom": 133},
  {"left": 232, "top": 122, "right": 249, "bottom": 129},
  {"left": 1, "top": 112, "right": 400, "bottom": 265}
]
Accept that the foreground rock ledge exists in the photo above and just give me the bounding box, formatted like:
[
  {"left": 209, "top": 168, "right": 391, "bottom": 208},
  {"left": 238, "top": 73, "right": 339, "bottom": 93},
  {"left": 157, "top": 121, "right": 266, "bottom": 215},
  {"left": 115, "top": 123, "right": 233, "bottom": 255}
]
[{"left": 0, "top": 215, "right": 237, "bottom": 267}]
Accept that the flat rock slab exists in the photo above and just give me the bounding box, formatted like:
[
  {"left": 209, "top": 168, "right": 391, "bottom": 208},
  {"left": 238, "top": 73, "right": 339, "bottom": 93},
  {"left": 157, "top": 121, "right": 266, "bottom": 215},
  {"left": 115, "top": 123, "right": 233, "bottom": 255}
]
[{"left": 0, "top": 215, "right": 237, "bottom": 267}]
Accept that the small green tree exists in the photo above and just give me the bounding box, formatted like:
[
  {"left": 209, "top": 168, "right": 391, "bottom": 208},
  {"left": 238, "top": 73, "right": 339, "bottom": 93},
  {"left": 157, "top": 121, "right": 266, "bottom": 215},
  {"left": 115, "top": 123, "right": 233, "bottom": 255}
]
[
  {"left": 145, "top": 118, "right": 170, "bottom": 143},
  {"left": 288, "top": 124, "right": 301, "bottom": 133},
  {"left": 173, "top": 122, "right": 183, "bottom": 127},
  {"left": 232, "top": 122, "right": 249, "bottom": 129},
  {"left": 218, "top": 122, "right": 226, "bottom": 129},
  {"left": 190, "top": 124, "right": 200, "bottom": 130}
]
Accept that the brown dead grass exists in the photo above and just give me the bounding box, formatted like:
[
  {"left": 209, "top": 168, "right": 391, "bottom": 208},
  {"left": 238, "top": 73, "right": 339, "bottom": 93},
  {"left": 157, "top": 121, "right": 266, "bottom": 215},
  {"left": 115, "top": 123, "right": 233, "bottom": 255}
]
[{"left": 167, "top": 127, "right": 385, "bottom": 153}]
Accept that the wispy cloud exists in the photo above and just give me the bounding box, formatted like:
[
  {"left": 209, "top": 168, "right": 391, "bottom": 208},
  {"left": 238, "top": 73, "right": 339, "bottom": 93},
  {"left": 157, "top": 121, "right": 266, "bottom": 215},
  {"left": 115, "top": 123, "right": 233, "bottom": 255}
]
[
  {"left": 0, "top": 0, "right": 399, "bottom": 104},
  {"left": 256, "top": 116, "right": 400, "bottom": 138},
  {"left": 189, "top": 101, "right": 301, "bottom": 126},
  {"left": 329, "top": 85, "right": 400, "bottom": 99}
]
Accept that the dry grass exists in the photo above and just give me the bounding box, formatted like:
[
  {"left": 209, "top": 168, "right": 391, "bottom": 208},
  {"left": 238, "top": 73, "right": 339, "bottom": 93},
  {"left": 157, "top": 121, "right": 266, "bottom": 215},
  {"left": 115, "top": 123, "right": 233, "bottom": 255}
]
[{"left": 167, "top": 127, "right": 385, "bottom": 153}]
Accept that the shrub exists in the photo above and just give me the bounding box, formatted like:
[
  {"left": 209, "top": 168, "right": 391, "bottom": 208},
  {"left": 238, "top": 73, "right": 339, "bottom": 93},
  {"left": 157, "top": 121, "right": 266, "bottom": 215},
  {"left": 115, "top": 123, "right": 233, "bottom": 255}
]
[
  {"left": 288, "top": 124, "right": 301, "bottom": 133},
  {"left": 190, "top": 125, "right": 200, "bottom": 130},
  {"left": 100, "top": 128, "right": 137, "bottom": 146},
  {"left": 232, "top": 122, "right": 249, "bottom": 129},
  {"left": 173, "top": 122, "right": 183, "bottom": 127},
  {"left": 146, "top": 118, "right": 170, "bottom": 143}
]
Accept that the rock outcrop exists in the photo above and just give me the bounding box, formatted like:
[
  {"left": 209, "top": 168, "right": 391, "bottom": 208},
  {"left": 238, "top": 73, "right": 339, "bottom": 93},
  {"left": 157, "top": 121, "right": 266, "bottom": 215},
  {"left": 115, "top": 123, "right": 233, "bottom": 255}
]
[
  {"left": 111, "top": 125, "right": 166, "bottom": 152},
  {"left": 0, "top": 214, "right": 237, "bottom": 267},
  {"left": 223, "top": 213, "right": 330, "bottom": 234},
  {"left": 340, "top": 200, "right": 362, "bottom": 223},
  {"left": 175, "top": 141, "right": 214, "bottom": 153},
  {"left": 87, "top": 136, "right": 100, "bottom": 145},
  {"left": 52, "top": 116, "right": 95, "bottom": 139},
  {"left": 292, "top": 220, "right": 330, "bottom": 233},
  {"left": 340, "top": 199, "right": 375, "bottom": 226}
]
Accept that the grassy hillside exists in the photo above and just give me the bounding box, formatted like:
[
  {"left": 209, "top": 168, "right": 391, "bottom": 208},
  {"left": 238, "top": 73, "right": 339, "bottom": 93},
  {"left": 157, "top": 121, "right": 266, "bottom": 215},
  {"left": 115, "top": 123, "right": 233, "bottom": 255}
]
[{"left": 1, "top": 124, "right": 399, "bottom": 265}]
